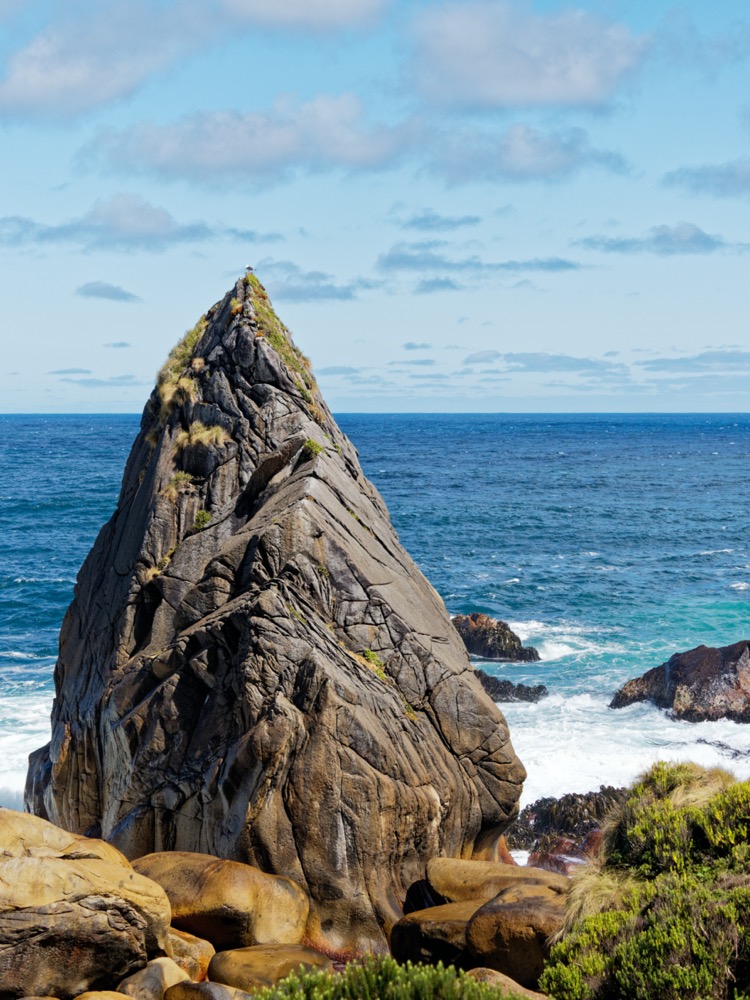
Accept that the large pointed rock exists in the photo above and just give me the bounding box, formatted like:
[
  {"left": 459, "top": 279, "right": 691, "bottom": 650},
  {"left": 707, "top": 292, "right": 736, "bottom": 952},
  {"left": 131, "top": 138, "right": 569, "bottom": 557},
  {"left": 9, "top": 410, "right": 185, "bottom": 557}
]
[{"left": 26, "top": 275, "right": 525, "bottom": 956}]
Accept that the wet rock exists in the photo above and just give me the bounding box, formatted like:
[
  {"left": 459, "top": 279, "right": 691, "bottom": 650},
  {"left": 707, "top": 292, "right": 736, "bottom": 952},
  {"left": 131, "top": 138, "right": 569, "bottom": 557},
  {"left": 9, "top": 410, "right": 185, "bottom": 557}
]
[
  {"left": 27, "top": 277, "right": 525, "bottom": 957},
  {"left": 475, "top": 671, "right": 548, "bottom": 703},
  {"left": 505, "top": 787, "right": 626, "bottom": 853},
  {"left": 610, "top": 640, "right": 750, "bottom": 722},
  {"left": 132, "top": 852, "right": 308, "bottom": 951},
  {"left": 0, "top": 810, "right": 171, "bottom": 1000},
  {"left": 453, "top": 614, "right": 540, "bottom": 662},
  {"left": 207, "top": 944, "right": 333, "bottom": 992}
]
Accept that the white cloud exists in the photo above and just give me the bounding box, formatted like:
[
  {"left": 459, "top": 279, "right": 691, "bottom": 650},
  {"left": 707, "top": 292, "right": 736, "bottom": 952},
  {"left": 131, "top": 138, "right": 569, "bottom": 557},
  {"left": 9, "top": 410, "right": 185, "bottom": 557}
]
[
  {"left": 0, "top": 0, "right": 388, "bottom": 118},
  {"left": 432, "top": 124, "right": 627, "bottom": 183},
  {"left": 412, "top": 0, "right": 648, "bottom": 109},
  {"left": 85, "top": 96, "right": 408, "bottom": 183},
  {"left": 220, "top": 0, "right": 385, "bottom": 30},
  {"left": 0, "top": 3, "right": 200, "bottom": 116}
]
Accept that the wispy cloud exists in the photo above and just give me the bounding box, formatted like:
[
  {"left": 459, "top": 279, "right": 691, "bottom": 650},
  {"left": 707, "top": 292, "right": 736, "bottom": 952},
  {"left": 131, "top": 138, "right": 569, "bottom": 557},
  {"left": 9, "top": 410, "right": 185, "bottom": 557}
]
[
  {"left": 576, "top": 222, "right": 740, "bottom": 254},
  {"left": 76, "top": 281, "right": 140, "bottom": 302},
  {"left": 403, "top": 341, "right": 431, "bottom": 350},
  {"left": 400, "top": 209, "right": 480, "bottom": 232},
  {"left": 377, "top": 240, "right": 580, "bottom": 276},
  {"left": 84, "top": 97, "right": 407, "bottom": 184},
  {"left": 104, "top": 341, "right": 131, "bottom": 348},
  {"left": 388, "top": 358, "right": 435, "bottom": 367},
  {"left": 664, "top": 159, "right": 750, "bottom": 199},
  {"left": 58, "top": 373, "right": 148, "bottom": 388},
  {"left": 415, "top": 277, "right": 463, "bottom": 293},
  {"left": 316, "top": 365, "right": 361, "bottom": 375},
  {"left": 258, "top": 258, "right": 378, "bottom": 302},
  {"left": 48, "top": 367, "right": 92, "bottom": 375},
  {"left": 0, "top": 194, "right": 273, "bottom": 252},
  {"left": 220, "top": 0, "right": 385, "bottom": 30},
  {"left": 462, "top": 350, "right": 627, "bottom": 374},
  {"left": 411, "top": 0, "right": 648, "bottom": 110},
  {"left": 635, "top": 350, "right": 750, "bottom": 373}
]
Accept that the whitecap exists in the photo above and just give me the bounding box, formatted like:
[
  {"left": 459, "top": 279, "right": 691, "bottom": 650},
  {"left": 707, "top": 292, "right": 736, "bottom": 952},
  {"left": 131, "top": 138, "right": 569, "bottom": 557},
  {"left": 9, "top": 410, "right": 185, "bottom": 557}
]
[{"left": 730, "top": 583, "right": 750, "bottom": 591}]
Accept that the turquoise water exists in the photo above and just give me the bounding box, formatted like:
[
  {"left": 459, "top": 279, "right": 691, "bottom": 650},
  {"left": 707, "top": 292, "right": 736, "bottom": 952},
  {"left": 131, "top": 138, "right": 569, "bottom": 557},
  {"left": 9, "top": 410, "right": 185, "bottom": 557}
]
[{"left": 1, "top": 413, "right": 749, "bottom": 807}]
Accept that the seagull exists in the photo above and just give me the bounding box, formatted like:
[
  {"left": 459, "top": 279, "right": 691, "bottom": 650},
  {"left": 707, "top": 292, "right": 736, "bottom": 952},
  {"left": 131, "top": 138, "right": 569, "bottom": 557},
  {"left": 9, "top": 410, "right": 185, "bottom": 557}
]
[{"left": 245, "top": 264, "right": 254, "bottom": 273}]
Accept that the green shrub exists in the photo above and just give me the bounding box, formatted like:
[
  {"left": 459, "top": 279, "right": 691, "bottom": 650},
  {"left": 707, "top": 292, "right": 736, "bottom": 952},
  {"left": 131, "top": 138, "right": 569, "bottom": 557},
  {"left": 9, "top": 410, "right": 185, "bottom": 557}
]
[
  {"left": 540, "top": 764, "right": 750, "bottom": 1000},
  {"left": 255, "top": 955, "right": 524, "bottom": 999},
  {"left": 192, "top": 509, "right": 212, "bottom": 531},
  {"left": 302, "top": 438, "right": 324, "bottom": 460}
]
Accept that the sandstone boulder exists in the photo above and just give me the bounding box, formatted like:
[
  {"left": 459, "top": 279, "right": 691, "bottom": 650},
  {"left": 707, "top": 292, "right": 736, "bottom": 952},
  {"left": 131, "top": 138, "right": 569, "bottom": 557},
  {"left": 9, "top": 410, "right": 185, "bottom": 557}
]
[
  {"left": 27, "top": 276, "right": 525, "bottom": 956},
  {"left": 165, "top": 985, "right": 251, "bottom": 1000},
  {"left": 207, "top": 945, "right": 333, "bottom": 992},
  {"left": 453, "top": 614, "right": 540, "bottom": 662},
  {"left": 118, "top": 959, "right": 188, "bottom": 1000},
  {"left": 389, "top": 901, "right": 482, "bottom": 968},
  {"left": 610, "top": 641, "right": 750, "bottom": 721},
  {"left": 465, "top": 968, "right": 548, "bottom": 998},
  {"left": 0, "top": 810, "right": 171, "bottom": 1000},
  {"left": 426, "top": 858, "right": 568, "bottom": 906},
  {"left": 133, "top": 852, "right": 308, "bottom": 950},
  {"left": 465, "top": 884, "right": 566, "bottom": 989},
  {"left": 166, "top": 929, "right": 215, "bottom": 982}
]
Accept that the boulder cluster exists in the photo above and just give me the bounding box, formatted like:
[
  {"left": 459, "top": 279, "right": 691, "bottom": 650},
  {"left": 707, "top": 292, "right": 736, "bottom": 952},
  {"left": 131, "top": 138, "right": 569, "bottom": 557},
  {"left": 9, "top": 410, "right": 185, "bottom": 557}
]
[{"left": 1, "top": 807, "right": 564, "bottom": 999}]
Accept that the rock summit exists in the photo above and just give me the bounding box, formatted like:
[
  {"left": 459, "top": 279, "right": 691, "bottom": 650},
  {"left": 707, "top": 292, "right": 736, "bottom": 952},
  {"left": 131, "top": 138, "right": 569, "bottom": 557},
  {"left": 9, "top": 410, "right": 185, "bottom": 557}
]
[{"left": 27, "top": 275, "right": 525, "bottom": 957}]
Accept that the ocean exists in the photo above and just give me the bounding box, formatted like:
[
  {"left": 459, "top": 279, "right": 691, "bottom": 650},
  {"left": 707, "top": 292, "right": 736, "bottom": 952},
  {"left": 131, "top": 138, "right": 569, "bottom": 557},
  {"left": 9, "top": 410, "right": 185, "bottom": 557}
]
[{"left": 1, "top": 412, "right": 749, "bottom": 811}]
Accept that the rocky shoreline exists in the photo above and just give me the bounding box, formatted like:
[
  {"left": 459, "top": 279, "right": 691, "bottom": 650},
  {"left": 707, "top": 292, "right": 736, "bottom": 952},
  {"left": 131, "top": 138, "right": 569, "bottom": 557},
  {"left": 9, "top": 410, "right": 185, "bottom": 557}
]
[{"left": 8, "top": 276, "right": 750, "bottom": 999}]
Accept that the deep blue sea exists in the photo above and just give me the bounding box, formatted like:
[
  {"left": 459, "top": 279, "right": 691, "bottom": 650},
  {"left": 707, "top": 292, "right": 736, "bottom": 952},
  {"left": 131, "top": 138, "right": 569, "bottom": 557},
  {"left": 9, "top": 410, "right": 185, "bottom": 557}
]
[{"left": 1, "top": 413, "right": 749, "bottom": 809}]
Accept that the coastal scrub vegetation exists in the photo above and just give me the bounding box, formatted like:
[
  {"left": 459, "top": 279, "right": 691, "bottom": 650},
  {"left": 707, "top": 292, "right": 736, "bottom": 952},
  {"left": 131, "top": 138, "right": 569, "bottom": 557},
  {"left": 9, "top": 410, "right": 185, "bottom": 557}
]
[
  {"left": 245, "top": 273, "right": 318, "bottom": 403},
  {"left": 157, "top": 315, "right": 207, "bottom": 420},
  {"left": 540, "top": 761, "right": 750, "bottom": 1000},
  {"left": 192, "top": 508, "right": 212, "bottom": 531},
  {"left": 254, "top": 956, "right": 524, "bottom": 999}
]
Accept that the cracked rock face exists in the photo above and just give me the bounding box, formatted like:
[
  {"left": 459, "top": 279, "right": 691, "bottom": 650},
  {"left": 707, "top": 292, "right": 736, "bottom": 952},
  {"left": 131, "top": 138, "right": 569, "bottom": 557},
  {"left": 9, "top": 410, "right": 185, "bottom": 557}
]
[{"left": 26, "top": 276, "right": 525, "bottom": 956}]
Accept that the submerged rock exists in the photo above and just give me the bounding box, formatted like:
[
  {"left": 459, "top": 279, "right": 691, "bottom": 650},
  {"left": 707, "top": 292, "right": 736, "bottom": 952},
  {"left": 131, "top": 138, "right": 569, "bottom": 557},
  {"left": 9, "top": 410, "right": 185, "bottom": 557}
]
[
  {"left": 506, "top": 786, "right": 626, "bottom": 853},
  {"left": 26, "top": 275, "right": 525, "bottom": 957},
  {"left": 610, "top": 640, "right": 750, "bottom": 722},
  {"left": 453, "top": 614, "right": 540, "bottom": 662},
  {"left": 475, "top": 670, "right": 548, "bottom": 703}
]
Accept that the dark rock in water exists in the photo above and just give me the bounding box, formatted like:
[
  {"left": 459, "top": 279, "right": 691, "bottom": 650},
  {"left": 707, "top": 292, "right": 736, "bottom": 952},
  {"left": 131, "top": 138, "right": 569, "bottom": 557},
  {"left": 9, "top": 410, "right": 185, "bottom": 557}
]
[
  {"left": 453, "top": 614, "right": 540, "bottom": 662},
  {"left": 25, "top": 275, "right": 525, "bottom": 958},
  {"left": 610, "top": 640, "right": 750, "bottom": 722},
  {"left": 475, "top": 670, "right": 548, "bottom": 703},
  {"left": 506, "top": 786, "right": 626, "bottom": 853}
]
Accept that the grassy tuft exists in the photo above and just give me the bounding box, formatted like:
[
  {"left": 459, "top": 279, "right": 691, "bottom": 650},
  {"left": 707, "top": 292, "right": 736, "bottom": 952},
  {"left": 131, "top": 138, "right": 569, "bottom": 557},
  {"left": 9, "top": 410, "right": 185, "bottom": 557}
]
[
  {"left": 156, "top": 316, "right": 207, "bottom": 420},
  {"left": 244, "top": 275, "right": 317, "bottom": 400},
  {"left": 161, "top": 471, "right": 194, "bottom": 500},
  {"left": 301, "top": 438, "right": 324, "bottom": 460},
  {"left": 175, "top": 421, "right": 231, "bottom": 451}
]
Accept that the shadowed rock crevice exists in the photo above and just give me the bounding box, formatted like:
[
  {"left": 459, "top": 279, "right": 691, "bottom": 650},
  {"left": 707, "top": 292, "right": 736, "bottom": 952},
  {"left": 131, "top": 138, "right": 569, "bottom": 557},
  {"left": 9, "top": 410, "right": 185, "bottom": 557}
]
[{"left": 26, "top": 275, "right": 525, "bottom": 957}]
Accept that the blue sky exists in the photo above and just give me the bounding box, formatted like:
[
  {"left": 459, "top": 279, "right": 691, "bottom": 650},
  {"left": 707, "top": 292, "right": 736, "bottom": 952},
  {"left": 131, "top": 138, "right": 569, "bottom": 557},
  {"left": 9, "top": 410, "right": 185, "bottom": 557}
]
[{"left": 1, "top": 0, "right": 749, "bottom": 412}]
